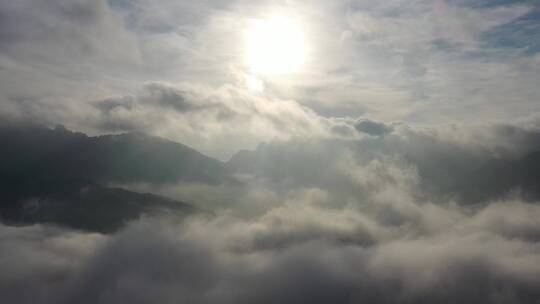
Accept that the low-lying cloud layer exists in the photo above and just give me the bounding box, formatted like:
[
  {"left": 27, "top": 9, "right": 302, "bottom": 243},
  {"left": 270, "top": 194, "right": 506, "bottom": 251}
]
[
  {"left": 2, "top": 198, "right": 540, "bottom": 303},
  {"left": 3, "top": 120, "right": 540, "bottom": 303}
]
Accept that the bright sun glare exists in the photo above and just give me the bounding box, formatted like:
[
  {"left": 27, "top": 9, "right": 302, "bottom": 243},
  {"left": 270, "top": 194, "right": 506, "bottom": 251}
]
[{"left": 245, "top": 16, "right": 307, "bottom": 75}]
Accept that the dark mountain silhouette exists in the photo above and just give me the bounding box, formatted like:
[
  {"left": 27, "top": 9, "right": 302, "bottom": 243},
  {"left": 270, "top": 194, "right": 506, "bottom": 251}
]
[
  {"left": 0, "top": 121, "right": 229, "bottom": 232},
  {"left": 453, "top": 150, "right": 540, "bottom": 203},
  {"left": 227, "top": 141, "right": 540, "bottom": 204},
  {"left": 0, "top": 122, "right": 229, "bottom": 188},
  {"left": 1, "top": 182, "right": 195, "bottom": 233}
]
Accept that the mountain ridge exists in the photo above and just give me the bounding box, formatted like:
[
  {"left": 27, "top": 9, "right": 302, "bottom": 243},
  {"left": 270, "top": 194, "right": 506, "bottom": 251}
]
[{"left": 0, "top": 122, "right": 227, "bottom": 232}]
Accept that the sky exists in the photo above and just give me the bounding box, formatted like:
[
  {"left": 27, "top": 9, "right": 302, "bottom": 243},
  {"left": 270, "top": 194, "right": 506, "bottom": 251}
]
[
  {"left": 1, "top": 0, "right": 538, "bottom": 158},
  {"left": 2, "top": 1, "right": 540, "bottom": 303}
]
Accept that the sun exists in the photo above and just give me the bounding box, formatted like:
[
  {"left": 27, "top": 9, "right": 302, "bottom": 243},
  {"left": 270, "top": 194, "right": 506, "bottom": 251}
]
[{"left": 244, "top": 16, "right": 307, "bottom": 75}]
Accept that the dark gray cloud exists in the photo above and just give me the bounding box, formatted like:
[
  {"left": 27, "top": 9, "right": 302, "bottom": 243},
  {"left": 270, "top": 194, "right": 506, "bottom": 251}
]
[
  {"left": 355, "top": 119, "right": 394, "bottom": 137},
  {"left": 0, "top": 0, "right": 138, "bottom": 68}
]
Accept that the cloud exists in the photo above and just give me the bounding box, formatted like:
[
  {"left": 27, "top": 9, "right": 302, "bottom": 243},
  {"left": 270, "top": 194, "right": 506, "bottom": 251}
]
[
  {"left": 0, "top": 224, "right": 107, "bottom": 304},
  {"left": 2, "top": 196, "right": 540, "bottom": 303},
  {"left": 355, "top": 119, "right": 394, "bottom": 137},
  {"left": 84, "top": 82, "right": 360, "bottom": 158},
  {"left": 0, "top": 0, "right": 142, "bottom": 128},
  {"left": 0, "top": 0, "right": 539, "bottom": 155}
]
